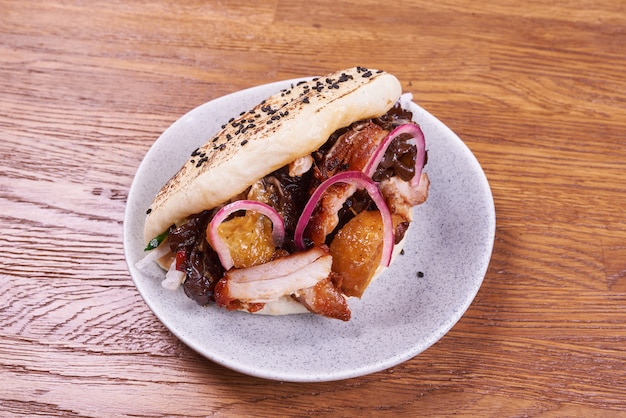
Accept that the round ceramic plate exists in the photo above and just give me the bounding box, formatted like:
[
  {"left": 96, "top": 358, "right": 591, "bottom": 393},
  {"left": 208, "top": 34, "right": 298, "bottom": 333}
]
[{"left": 123, "top": 77, "right": 495, "bottom": 382}]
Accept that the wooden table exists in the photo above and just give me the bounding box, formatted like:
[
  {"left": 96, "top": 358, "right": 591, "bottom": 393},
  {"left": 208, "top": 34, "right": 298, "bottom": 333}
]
[{"left": 2, "top": 1, "right": 625, "bottom": 416}]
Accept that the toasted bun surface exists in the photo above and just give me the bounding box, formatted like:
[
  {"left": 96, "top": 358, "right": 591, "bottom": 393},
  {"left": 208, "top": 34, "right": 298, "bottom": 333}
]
[{"left": 144, "top": 67, "right": 402, "bottom": 243}]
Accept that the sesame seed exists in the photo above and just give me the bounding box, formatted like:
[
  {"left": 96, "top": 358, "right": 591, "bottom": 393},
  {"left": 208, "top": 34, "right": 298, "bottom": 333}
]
[
  {"left": 196, "top": 157, "right": 208, "bottom": 167},
  {"left": 338, "top": 73, "right": 352, "bottom": 82},
  {"left": 146, "top": 208, "right": 152, "bottom": 214},
  {"left": 241, "top": 139, "right": 248, "bottom": 146}
]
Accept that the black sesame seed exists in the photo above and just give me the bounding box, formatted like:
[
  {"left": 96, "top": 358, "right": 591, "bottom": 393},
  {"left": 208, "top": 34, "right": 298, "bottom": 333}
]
[
  {"left": 362, "top": 70, "right": 373, "bottom": 78},
  {"left": 296, "top": 81, "right": 307, "bottom": 86},
  {"left": 417, "top": 271, "right": 424, "bottom": 278},
  {"left": 241, "top": 139, "right": 248, "bottom": 146},
  {"left": 219, "top": 144, "right": 226, "bottom": 150},
  {"left": 146, "top": 208, "right": 152, "bottom": 214},
  {"left": 338, "top": 73, "right": 351, "bottom": 82},
  {"left": 226, "top": 133, "right": 232, "bottom": 140},
  {"left": 228, "top": 117, "right": 235, "bottom": 122},
  {"left": 221, "top": 124, "right": 226, "bottom": 129},
  {"left": 302, "top": 97, "right": 310, "bottom": 103},
  {"left": 196, "top": 157, "right": 208, "bottom": 167},
  {"left": 191, "top": 147, "right": 201, "bottom": 157}
]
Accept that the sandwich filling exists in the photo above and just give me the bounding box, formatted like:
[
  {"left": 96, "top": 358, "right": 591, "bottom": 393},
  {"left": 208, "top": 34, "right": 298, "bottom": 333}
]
[{"left": 139, "top": 99, "right": 429, "bottom": 321}]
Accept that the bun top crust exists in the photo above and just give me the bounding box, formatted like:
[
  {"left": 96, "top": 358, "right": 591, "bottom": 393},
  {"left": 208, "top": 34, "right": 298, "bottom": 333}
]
[{"left": 144, "top": 67, "right": 402, "bottom": 243}]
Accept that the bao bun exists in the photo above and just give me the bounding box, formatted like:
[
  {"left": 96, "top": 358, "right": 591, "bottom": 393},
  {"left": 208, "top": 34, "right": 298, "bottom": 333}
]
[{"left": 144, "top": 67, "right": 402, "bottom": 243}]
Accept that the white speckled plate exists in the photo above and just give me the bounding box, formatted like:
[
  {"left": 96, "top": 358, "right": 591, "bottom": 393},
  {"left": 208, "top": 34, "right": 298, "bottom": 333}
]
[{"left": 123, "top": 77, "right": 495, "bottom": 382}]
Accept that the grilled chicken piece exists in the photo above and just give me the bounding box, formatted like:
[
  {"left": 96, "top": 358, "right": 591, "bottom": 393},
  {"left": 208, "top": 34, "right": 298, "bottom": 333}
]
[
  {"left": 214, "top": 246, "right": 333, "bottom": 308},
  {"left": 318, "top": 121, "right": 387, "bottom": 179},
  {"left": 294, "top": 274, "right": 351, "bottom": 321},
  {"left": 307, "top": 122, "right": 388, "bottom": 244},
  {"left": 305, "top": 181, "right": 358, "bottom": 246},
  {"left": 380, "top": 172, "right": 430, "bottom": 221}
]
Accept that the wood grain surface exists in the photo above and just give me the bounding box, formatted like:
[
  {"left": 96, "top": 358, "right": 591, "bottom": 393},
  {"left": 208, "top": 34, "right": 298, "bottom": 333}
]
[{"left": 1, "top": 0, "right": 625, "bottom": 416}]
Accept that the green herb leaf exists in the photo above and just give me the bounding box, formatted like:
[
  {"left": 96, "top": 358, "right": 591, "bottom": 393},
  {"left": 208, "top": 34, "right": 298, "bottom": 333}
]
[{"left": 144, "top": 229, "right": 170, "bottom": 251}]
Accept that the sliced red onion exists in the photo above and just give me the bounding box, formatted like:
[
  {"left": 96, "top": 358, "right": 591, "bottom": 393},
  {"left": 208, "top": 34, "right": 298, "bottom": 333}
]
[
  {"left": 208, "top": 200, "right": 285, "bottom": 271},
  {"left": 363, "top": 123, "right": 426, "bottom": 187},
  {"left": 294, "top": 171, "right": 394, "bottom": 267}
]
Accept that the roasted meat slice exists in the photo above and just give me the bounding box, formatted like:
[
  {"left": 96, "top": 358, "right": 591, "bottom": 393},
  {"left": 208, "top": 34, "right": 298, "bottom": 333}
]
[
  {"left": 294, "top": 274, "right": 351, "bottom": 321},
  {"left": 214, "top": 246, "right": 333, "bottom": 308},
  {"left": 380, "top": 172, "right": 430, "bottom": 221},
  {"left": 306, "top": 122, "right": 388, "bottom": 244},
  {"left": 318, "top": 121, "right": 387, "bottom": 179}
]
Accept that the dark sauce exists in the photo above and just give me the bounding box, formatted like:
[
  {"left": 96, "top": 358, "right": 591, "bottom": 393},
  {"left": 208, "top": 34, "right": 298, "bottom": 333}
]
[{"left": 168, "top": 211, "right": 224, "bottom": 305}]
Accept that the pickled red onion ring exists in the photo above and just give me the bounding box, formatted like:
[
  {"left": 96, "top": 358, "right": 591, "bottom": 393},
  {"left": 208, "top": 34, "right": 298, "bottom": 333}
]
[
  {"left": 208, "top": 200, "right": 285, "bottom": 270},
  {"left": 294, "top": 171, "right": 394, "bottom": 267},
  {"left": 363, "top": 123, "right": 426, "bottom": 186}
]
